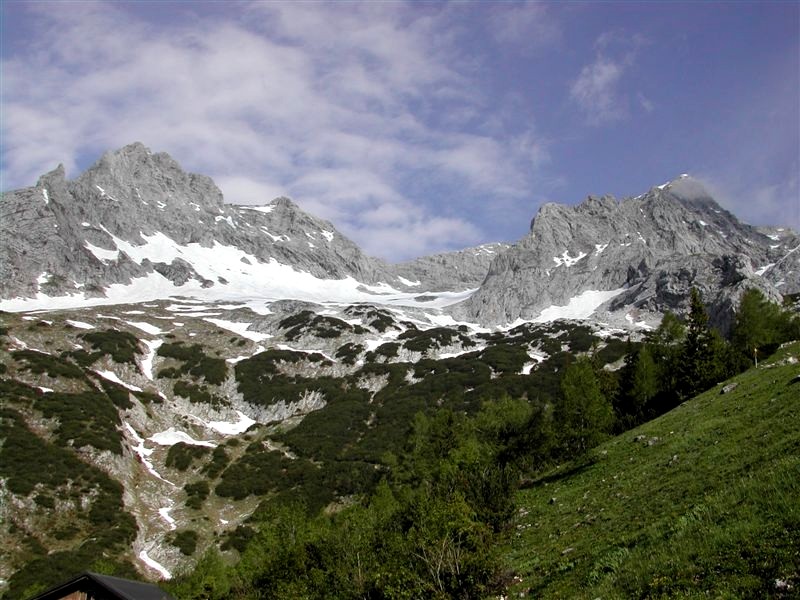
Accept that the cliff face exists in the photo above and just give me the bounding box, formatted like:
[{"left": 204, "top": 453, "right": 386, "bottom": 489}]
[
  {"left": 456, "top": 176, "right": 798, "bottom": 330},
  {"left": 2, "top": 145, "right": 797, "bottom": 330}
]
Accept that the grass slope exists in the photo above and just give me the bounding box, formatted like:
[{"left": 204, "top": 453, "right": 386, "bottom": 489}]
[{"left": 509, "top": 342, "right": 800, "bottom": 599}]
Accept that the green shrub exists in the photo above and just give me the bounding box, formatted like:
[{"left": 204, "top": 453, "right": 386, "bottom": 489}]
[
  {"left": 13, "top": 350, "right": 85, "bottom": 379},
  {"left": 203, "top": 446, "right": 231, "bottom": 478},
  {"left": 335, "top": 342, "right": 364, "bottom": 365},
  {"left": 480, "top": 344, "right": 530, "bottom": 374},
  {"left": 166, "top": 443, "right": 211, "bottom": 471},
  {"left": 220, "top": 525, "right": 255, "bottom": 553},
  {"left": 173, "top": 380, "right": 222, "bottom": 406},
  {"left": 184, "top": 480, "right": 210, "bottom": 509},
  {"left": 171, "top": 530, "right": 198, "bottom": 556},
  {"left": 80, "top": 329, "right": 141, "bottom": 365},
  {"left": 34, "top": 390, "right": 123, "bottom": 454},
  {"left": 157, "top": 342, "right": 227, "bottom": 385}
]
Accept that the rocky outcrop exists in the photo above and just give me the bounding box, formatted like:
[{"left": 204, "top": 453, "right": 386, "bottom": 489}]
[
  {"left": 0, "top": 143, "right": 396, "bottom": 301},
  {"left": 394, "top": 243, "right": 510, "bottom": 291},
  {"left": 454, "top": 176, "right": 799, "bottom": 328},
  {"left": 2, "top": 145, "right": 797, "bottom": 330}
]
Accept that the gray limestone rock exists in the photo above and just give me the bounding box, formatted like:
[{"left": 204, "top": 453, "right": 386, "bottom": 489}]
[
  {"left": 0, "top": 143, "right": 396, "bottom": 302},
  {"left": 453, "top": 176, "right": 799, "bottom": 327},
  {"left": 2, "top": 145, "right": 797, "bottom": 332}
]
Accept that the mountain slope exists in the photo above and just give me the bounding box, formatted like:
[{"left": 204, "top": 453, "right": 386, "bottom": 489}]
[
  {"left": 508, "top": 341, "right": 800, "bottom": 598},
  {"left": 4, "top": 144, "right": 797, "bottom": 330},
  {"left": 0, "top": 143, "right": 502, "bottom": 313},
  {"left": 457, "top": 176, "right": 799, "bottom": 329}
]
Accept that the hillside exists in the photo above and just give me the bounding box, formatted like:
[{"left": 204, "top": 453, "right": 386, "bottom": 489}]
[
  {"left": 0, "top": 301, "right": 632, "bottom": 598},
  {"left": 2, "top": 142, "right": 799, "bottom": 598},
  {"left": 508, "top": 341, "right": 800, "bottom": 598}
]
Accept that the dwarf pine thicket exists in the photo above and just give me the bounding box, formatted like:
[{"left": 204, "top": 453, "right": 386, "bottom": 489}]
[{"left": 163, "top": 288, "right": 800, "bottom": 599}]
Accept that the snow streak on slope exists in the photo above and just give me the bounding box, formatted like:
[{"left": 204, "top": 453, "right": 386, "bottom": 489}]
[
  {"left": 0, "top": 231, "right": 477, "bottom": 313},
  {"left": 533, "top": 288, "right": 626, "bottom": 323}
]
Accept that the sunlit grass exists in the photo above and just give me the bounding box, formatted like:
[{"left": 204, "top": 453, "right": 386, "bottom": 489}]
[{"left": 509, "top": 342, "right": 800, "bottom": 598}]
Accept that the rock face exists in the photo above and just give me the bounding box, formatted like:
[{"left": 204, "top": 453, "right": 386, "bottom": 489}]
[
  {"left": 394, "top": 243, "right": 511, "bottom": 292},
  {"left": 0, "top": 143, "right": 398, "bottom": 301},
  {"left": 2, "top": 145, "right": 798, "bottom": 329},
  {"left": 0, "top": 143, "right": 504, "bottom": 305},
  {"left": 456, "top": 176, "right": 799, "bottom": 329}
]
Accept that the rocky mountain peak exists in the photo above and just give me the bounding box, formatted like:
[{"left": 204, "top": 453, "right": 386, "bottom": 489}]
[
  {"left": 2, "top": 144, "right": 798, "bottom": 331},
  {"left": 36, "top": 163, "right": 66, "bottom": 188},
  {"left": 457, "top": 177, "right": 798, "bottom": 328}
]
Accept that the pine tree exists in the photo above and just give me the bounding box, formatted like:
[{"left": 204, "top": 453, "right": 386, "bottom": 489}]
[
  {"left": 557, "top": 357, "right": 613, "bottom": 456},
  {"left": 679, "top": 287, "right": 730, "bottom": 399},
  {"left": 616, "top": 341, "right": 659, "bottom": 429},
  {"left": 644, "top": 311, "right": 685, "bottom": 410}
]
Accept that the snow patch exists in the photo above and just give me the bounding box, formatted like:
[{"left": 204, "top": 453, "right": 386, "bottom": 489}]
[
  {"left": 755, "top": 263, "right": 775, "bottom": 276},
  {"left": 140, "top": 339, "right": 163, "bottom": 380},
  {"left": 1, "top": 231, "right": 478, "bottom": 313},
  {"left": 215, "top": 215, "right": 236, "bottom": 229},
  {"left": 85, "top": 241, "right": 119, "bottom": 262},
  {"left": 553, "top": 250, "right": 587, "bottom": 267},
  {"left": 594, "top": 243, "right": 608, "bottom": 256},
  {"left": 398, "top": 276, "right": 421, "bottom": 287},
  {"left": 42, "top": 189, "right": 49, "bottom": 204},
  {"left": 205, "top": 411, "right": 256, "bottom": 435},
  {"left": 95, "top": 370, "right": 143, "bottom": 392},
  {"left": 238, "top": 204, "right": 274, "bottom": 214},
  {"left": 533, "top": 288, "right": 626, "bottom": 323},
  {"left": 320, "top": 230, "right": 334, "bottom": 242},
  {"left": 149, "top": 427, "right": 216, "bottom": 447},
  {"left": 125, "top": 321, "right": 163, "bottom": 335},
  {"left": 124, "top": 423, "right": 175, "bottom": 485},
  {"left": 159, "top": 505, "right": 177, "bottom": 530},
  {"left": 260, "top": 227, "right": 290, "bottom": 242},
  {"left": 139, "top": 550, "right": 171, "bottom": 580},
  {"left": 203, "top": 318, "right": 272, "bottom": 342},
  {"left": 66, "top": 319, "right": 94, "bottom": 329}
]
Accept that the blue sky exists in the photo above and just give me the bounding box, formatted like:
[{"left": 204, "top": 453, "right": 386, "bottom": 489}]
[{"left": 2, "top": 1, "right": 797, "bottom": 261}]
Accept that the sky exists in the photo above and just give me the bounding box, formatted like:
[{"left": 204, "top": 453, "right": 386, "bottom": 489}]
[{"left": 1, "top": 1, "right": 798, "bottom": 261}]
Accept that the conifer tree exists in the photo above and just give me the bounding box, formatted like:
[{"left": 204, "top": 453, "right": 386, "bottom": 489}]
[
  {"left": 557, "top": 357, "right": 613, "bottom": 456},
  {"left": 679, "top": 287, "right": 733, "bottom": 399}
]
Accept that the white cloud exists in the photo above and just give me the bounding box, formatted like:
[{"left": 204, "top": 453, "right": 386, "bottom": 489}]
[
  {"left": 691, "top": 173, "right": 800, "bottom": 232},
  {"left": 570, "top": 58, "right": 626, "bottom": 124},
  {"left": 570, "top": 30, "right": 647, "bottom": 125},
  {"left": 488, "top": 1, "right": 561, "bottom": 50},
  {"left": 1, "top": 1, "right": 547, "bottom": 261},
  {"left": 214, "top": 176, "right": 287, "bottom": 207}
]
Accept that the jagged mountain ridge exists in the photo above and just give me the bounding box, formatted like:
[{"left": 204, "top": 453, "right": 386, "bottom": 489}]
[
  {"left": 0, "top": 143, "right": 497, "bottom": 311},
  {"left": 457, "top": 176, "right": 799, "bottom": 330},
  {"left": 1, "top": 142, "right": 797, "bottom": 328}
]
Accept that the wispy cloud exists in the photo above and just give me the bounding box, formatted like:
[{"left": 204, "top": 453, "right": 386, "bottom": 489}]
[
  {"left": 488, "top": 1, "right": 561, "bottom": 50},
  {"left": 570, "top": 31, "right": 647, "bottom": 125},
  {"left": 570, "top": 58, "right": 627, "bottom": 124},
  {"left": 1, "top": 1, "right": 548, "bottom": 261}
]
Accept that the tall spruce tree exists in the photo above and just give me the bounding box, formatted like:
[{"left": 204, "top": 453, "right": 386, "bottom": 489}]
[
  {"left": 644, "top": 311, "right": 685, "bottom": 411},
  {"left": 617, "top": 343, "right": 659, "bottom": 428},
  {"left": 557, "top": 357, "right": 613, "bottom": 456},
  {"left": 679, "top": 288, "right": 728, "bottom": 399}
]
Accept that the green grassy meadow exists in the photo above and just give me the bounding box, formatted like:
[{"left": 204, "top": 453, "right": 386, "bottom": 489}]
[{"left": 508, "top": 342, "right": 800, "bottom": 598}]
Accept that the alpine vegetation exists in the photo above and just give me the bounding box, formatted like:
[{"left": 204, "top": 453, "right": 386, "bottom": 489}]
[{"left": 1, "top": 145, "right": 798, "bottom": 599}]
